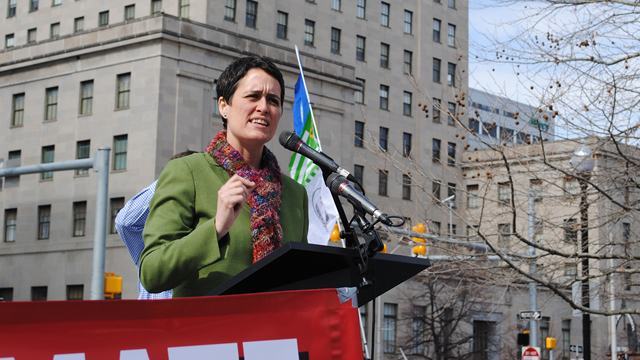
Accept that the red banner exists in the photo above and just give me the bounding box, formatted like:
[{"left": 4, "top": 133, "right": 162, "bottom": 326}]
[{"left": 0, "top": 289, "right": 363, "bottom": 360}]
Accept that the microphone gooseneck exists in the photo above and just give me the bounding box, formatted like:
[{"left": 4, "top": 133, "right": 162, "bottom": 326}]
[{"left": 326, "top": 173, "right": 393, "bottom": 226}]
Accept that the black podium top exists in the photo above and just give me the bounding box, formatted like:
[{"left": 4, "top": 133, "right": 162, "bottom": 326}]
[{"left": 207, "top": 242, "right": 430, "bottom": 305}]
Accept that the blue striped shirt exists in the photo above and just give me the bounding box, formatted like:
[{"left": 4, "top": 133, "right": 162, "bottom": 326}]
[{"left": 115, "top": 180, "right": 172, "bottom": 300}]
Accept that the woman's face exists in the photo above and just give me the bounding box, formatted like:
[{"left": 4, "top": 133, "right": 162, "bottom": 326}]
[{"left": 219, "top": 68, "right": 283, "bottom": 153}]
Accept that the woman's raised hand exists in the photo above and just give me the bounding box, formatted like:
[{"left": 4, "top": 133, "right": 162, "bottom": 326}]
[{"left": 215, "top": 175, "right": 256, "bottom": 238}]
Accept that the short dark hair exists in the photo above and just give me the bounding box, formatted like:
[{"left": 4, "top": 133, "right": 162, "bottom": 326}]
[
  {"left": 216, "top": 56, "right": 285, "bottom": 128},
  {"left": 170, "top": 150, "right": 198, "bottom": 160}
]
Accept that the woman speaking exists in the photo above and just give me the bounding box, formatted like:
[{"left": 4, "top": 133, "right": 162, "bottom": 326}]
[{"left": 140, "top": 56, "right": 309, "bottom": 297}]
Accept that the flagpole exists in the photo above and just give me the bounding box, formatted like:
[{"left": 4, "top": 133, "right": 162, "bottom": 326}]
[{"left": 294, "top": 45, "right": 322, "bottom": 151}]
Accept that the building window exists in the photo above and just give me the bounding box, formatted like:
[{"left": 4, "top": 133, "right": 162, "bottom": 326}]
[
  {"left": 530, "top": 179, "right": 543, "bottom": 201},
  {"left": 7, "top": 0, "right": 16, "bottom": 17},
  {"left": 432, "top": 181, "right": 441, "bottom": 201},
  {"left": 53, "top": 0, "right": 61, "bottom": 6},
  {"left": 432, "top": 139, "right": 441, "bottom": 163},
  {"left": 380, "top": 43, "right": 389, "bottom": 68},
  {"left": 355, "top": 78, "right": 364, "bottom": 104},
  {"left": 331, "top": 0, "right": 340, "bottom": 11},
  {"left": 151, "top": 0, "right": 162, "bottom": 14},
  {"left": 76, "top": 140, "right": 90, "bottom": 175},
  {"left": 30, "top": 0, "right": 38, "bottom": 11},
  {"left": 447, "top": 142, "right": 456, "bottom": 166},
  {"left": 354, "top": 164, "right": 364, "bottom": 186},
  {"left": 331, "top": 27, "right": 341, "bottom": 53},
  {"left": 447, "top": 102, "right": 456, "bottom": 125},
  {"left": 403, "top": 91, "right": 412, "bottom": 116},
  {"left": 561, "top": 320, "right": 571, "bottom": 360},
  {"left": 0, "top": 288, "right": 13, "bottom": 301},
  {"left": 432, "top": 221, "right": 441, "bottom": 235},
  {"left": 124, "top": 4, "right": 135, "bottom": 20},
  {"left": 302, "top": 20, "right": 315, "bottom": 46},
  {"left": 403, "top": 174, "right": 411, "bottom": 200},
  {"left": 380, "top": 2, "right": 389, "bottom": 27},
  {"left": 411, "top": 306, "right": 425, "bottom": 355},
  {"left": 99, "top": 10, "right": 109, "bottom": 26},
  {"left": 498, "top": 223, "right": 510, "bottom": 247},
  {"left": 5, "top": 34, "right": 13, "bottom": 49},
  {"left": 41, "top": 146, "right": 54, "bottom": 180},
  {"left": 67, "top": 285, "right": 84, "bottom": 300},
  {"left": 379, "top": 127, "right": 389, "bottom": 151},
  {"left": 31, "top": 286, "right": 47, "bottom": 301},
  {"left": 447, "top": 63, "right": 456, "bottom": 86},
  {"left": 50, "top": 23, "right": 60, "bottom": 39},
  {"left": 178, "top": 0, "right": 189, "bottom": 18},
  {"left": 113, "top": 135, "right": 128, "bottom": 170},
  {"left": 448, "top": 24, "right": 456, "bottom": 47},
  {"left": 378, "top": 169, "right": 388, "bottom": 196},
  {"left": 110, "top": 198, "right": 124, "bottom": 234},
  {"left": 4, "top": 209, "right": 17, "bottom": 243},
  {"left": 354, "top": 121, "right": 365, "bottom": 147},
  {"left": 404, "top": 10, "right": 413, "bottom": 34},
  {"left": 564, "top": 263, "right": 577, "bottom": 277},
  {"left": 383, "top": 303, "right": 397, "bottom": 353},
  {"left": 27, "top": 28, "right": 37, "bottom": 43},
  {"left": 564, "top": 218, "right": 577, "bottom": 243},
  {"left": 116, "top": 73, "right": 131, "bottom": 109},
  {"left": 448, "top": 0, "right": 455, "bottom": 8},
  {"left": 43, "top": 87, "right": 58, "bottom": 121},
  {"left": 404, "top": 50, "right": 412, "bottom": 74},
  {"left": 356, "top": 0, "right": 365, "bottom": 18},
  {"left": 564, "top": 175, "right": 579, "bottom": 196},
  {"left": 73, "top": 17, "right": 84, "bottom": 33},
  {"left": 12, "top": 93, "right": 25, "bottom": 127},
  {"left": 37, "top": 205, "right": 51, "bottom": 240},
  {"left": 433, "top": 19, "right": 441, "bottom": 42},
  {"left": 403, "top": 132, "right": 412, "bottom": 157},
  {"left": 468, "top": 184, "right": 479, "bottom": 209},
  {"left": 79, "top": 80, "right": 93, "bottom": 115},
  {"left": 433, "top": 58, "right": 441, "bottom": 82},
  {"left": 379, "top": 85, "right": 389, "bottom": 110},
  {"left": 224, "top": 0, "right": 236, "bottom": 21},
  {"left": 73, "top": 201, "right": 87, "bottom": 237},
  {"left": 448, "top": 182, "right": 456, "bottom": 205},
  {"left": 433, "top": 98, "right": 441, "bottom": 122},
  {"left": 245, "top": 0, "right": 258, "bottom": 27},
  {"left": 467, "top": 225, "right": 478, "bottom": 241},
  {"left": 276, "top": 11, "right": 288, "bottom": 38},
  {"left": 498, "top": 182, "right": 510, "bottom": 205},
  {"left": 356, "top": 36, "right": 365, "bottom": 61}
]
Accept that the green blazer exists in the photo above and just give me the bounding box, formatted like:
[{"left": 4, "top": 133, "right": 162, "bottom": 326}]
[{"left": 140, "top": 152, "right": 309, "bottom": 297}]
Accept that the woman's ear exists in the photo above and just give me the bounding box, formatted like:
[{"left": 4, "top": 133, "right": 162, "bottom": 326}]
[{"left": 218, "top": 97, "right": 228, "bottom": 117}]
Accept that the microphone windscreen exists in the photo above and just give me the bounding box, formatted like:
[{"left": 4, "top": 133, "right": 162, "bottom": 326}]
[
  {"left": 326, "top": 173, "right": 347, "bottom": 194},
  {"left": 278, "top": 130, "right": 299, "bottom": 150}
]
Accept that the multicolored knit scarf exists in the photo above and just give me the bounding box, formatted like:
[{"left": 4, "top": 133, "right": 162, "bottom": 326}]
[{"left": 207, "top": 130, "right": 283, "bottom": 263}]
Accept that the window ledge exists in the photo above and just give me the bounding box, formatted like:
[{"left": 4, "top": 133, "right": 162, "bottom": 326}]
[
  {"left": 111, "top": 169, "right": 127, "bottom": 174},
  {"left": 43, "top": 119, "right": 57, "bottom": 123},
  {"left": 39, "top": 178, "right": 53, "bottom": 182},
  {"left": 9, "top": 124, "right": 24, "bottom": 129},
  {"left": 78, "top": 113, "right": 93, "bottom": 118},
  {"left": 114, "top": 106, "right": 130, "bottom": 111},
  {"left": 74, "top": 173, "right": 90, "bottom": 178}
]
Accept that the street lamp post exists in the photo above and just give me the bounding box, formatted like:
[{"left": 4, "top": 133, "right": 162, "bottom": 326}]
[
  {"left": 441, "top": 195, "right": 455, "bottom": 236},
  {"left": 570, "top": 143, "right": 595, "bottom": 360}
]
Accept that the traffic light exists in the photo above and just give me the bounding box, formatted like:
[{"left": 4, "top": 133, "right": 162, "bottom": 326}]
[
  {"left": 517, "top": 332, "right": 530, "bottom": 346},
  {"left": 412, "top": 223, "right": 427, "bottom": 256},
  {"left": 546, "top": 337, "right": 557, "bottom": 349},
  {"left": 104, "top": 272, "right": 122, "bottom": 299}
]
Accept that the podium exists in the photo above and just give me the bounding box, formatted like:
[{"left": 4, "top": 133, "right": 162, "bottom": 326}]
[{"left": 208, "top": 242, "right": 431, "bottom": 305}]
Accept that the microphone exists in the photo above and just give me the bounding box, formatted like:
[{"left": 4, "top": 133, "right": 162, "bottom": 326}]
[
  {"left": 279, "top": 131, "right": 354, "bottom": 181},
  {"left": 326, "top": 173, "right": 393, "bottom": 226}
]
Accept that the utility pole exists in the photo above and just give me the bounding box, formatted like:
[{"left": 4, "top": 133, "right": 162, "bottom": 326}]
[{"left": 528, "top": 189, "right": 538, "bottom": 347}]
